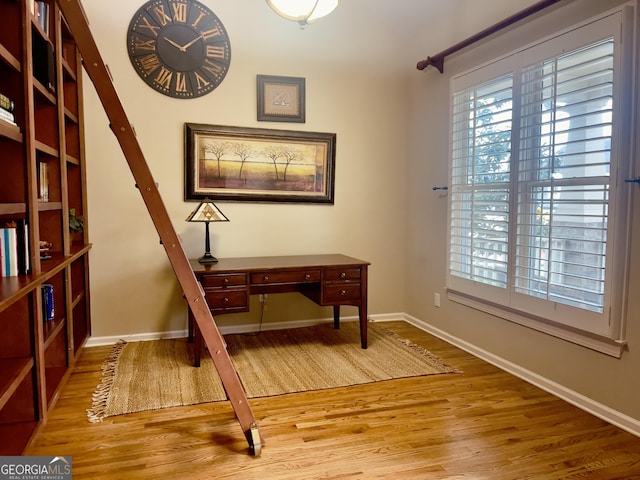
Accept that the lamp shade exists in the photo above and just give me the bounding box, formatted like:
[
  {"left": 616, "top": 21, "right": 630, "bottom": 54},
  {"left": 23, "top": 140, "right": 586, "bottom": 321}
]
[
  {"left": 186, "top": 200, "right": 229, "bottom": 223},
  {"left": 266, "top": 0, "right": 338, "bottom": 25}
]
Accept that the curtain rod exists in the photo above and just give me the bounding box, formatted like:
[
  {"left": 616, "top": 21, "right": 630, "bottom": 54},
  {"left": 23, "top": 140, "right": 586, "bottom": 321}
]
[{"left": 416, "top": 0, "right": 563, "bottom": 73}]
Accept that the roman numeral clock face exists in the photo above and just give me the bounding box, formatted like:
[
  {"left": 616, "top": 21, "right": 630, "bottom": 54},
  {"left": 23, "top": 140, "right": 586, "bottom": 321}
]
[{"left": 127, "top": 0, "right": 231, "bottom": 98}]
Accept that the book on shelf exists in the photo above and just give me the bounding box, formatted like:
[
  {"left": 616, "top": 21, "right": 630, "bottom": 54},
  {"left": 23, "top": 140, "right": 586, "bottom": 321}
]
[
  {"left": 32, "top": 35, "right": 56, "bottom": 93},
  {"left": 15, "top": 219, "right": 30, "bottom": 275},
  {"left": 41, "top": 283, "right": 55, "bottom": 321},
  {"left": 0, "top": 227, "right": 19, "bottom": 277},
  {"left": 35, "top": 1, "right": 49, "bottom": 35},
  {"left": 0, "top": 221, "right": 30, "bottom": 276},
  {"left": 0, "top": 107, "right": 17, "bottom": 126},
  {"left": 0, "top": 92, "right": 15, "bottom": 113},
  {"left": 0, "top": 232, "right": 5, "bottom": 276},
  {"left": 37, "top": 161, "right": 49, "bottom": 201}
]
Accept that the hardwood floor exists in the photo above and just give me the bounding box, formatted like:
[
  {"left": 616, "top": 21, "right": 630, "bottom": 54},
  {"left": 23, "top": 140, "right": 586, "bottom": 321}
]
[{"left": 26, "top": 321, "right": 640, "bottom": 479}]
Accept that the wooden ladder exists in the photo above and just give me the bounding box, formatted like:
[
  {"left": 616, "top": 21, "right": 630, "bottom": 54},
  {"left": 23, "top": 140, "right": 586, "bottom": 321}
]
[{"left": 55, "top": 0, "right": 263, "bottom": 455}]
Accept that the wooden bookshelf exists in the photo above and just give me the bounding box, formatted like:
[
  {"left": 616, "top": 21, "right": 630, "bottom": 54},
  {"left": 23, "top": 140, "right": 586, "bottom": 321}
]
[{"left": 0, "top": 0, "right": 91, "bottom": 454}]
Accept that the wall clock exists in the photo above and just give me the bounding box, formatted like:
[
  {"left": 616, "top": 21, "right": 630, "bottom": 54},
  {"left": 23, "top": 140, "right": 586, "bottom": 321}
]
[{"left": 127, "top": 0, "right": 231, "bottom": 99}]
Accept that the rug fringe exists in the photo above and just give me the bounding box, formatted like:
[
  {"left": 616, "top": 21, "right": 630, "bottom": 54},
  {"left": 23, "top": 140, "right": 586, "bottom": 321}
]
[
  {"left": 86, "top": 339, "right": 127, "bottom": 423},
  {"left": 374, "top": 324, "right": 462, "bottom": 374}
]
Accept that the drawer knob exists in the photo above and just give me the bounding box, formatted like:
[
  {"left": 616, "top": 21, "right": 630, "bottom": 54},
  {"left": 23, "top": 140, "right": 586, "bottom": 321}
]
[
  {"left": 263, "top": 275, "right": 269, "bottom": 281},
  {"left": 340, "top": 289, "right": 347, "bottom": 296},
  {"left": 223, "top": 297, "right": 229, "bottom": 303},
  {"left": 340, "top": 272, "right": 347, "bottom": 279},
  {"left": 304, "top": 273, "right": 311, "bottom": 280},
  {"left": 223, "top": 278, "right": 229, "bottom": 284}
]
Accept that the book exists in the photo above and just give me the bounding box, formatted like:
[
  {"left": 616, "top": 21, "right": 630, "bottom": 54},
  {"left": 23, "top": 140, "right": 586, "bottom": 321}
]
[
  {"left": 1, "top": 227, "right": 18, "bottom": 277},
  {"left": 41, "top": 283, "right": 54, "bottom": 321},
  {"left": 32, "top": 35, "right": 56, "bottom": 92},
  {"left": 38, "top": 161, "right": 49, "bottom": 201},
  {"left": 0, "top": 92, "right": 15, "bottom": 113},
  {"left": 0, "top": 233, "right": 4, "bottom": 277},
  {"left": 0, "top": 108, "right": 16, "bottom": 126},
  {"left": 35, "top": 1, "right": 49, "bottom": 35},
  {"left": 15, "top": 219, "right": 30, "bottom": 275}
]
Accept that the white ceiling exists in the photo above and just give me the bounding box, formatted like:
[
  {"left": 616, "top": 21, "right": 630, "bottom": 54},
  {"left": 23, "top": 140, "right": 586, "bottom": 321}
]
[
  {"left": 348, "top": 0, "right": 547, "bottom": 61},
  {"left": 365, "top": 0, "right": 544, "bottom": 38}
]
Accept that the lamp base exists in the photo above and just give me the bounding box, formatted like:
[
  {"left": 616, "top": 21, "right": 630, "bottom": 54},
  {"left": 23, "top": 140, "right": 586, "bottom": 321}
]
[{"left": 198, "top": 253, "right": 219, "bottom": 264}]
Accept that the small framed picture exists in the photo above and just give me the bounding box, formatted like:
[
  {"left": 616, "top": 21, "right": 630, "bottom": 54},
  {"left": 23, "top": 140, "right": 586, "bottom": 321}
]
[{"left": 257, "top": 75, "right": 305, "bottom": 123}]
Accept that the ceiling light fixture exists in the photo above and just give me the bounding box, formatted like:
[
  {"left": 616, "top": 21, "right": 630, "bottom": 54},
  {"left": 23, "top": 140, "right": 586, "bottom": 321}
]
[{"left": 266, "top": 0, "right": 338, "bottom": 26}]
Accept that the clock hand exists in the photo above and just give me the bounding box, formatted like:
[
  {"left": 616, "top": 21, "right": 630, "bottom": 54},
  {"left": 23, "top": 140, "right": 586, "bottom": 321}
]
[
  {"left": 163, "top": 37, "right": 184, "bottom": 51},
  {"left": 180, "top": 35, "right": 203, "bottom": 50}
]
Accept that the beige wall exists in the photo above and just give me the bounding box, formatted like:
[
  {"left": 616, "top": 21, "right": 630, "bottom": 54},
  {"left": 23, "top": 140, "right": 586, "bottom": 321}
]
[
  {"left": 83, "top": 0, "right": 418, "bottom": 338},
  {"left": 406, "top": 0, "right": 640, "bottom": 421}
]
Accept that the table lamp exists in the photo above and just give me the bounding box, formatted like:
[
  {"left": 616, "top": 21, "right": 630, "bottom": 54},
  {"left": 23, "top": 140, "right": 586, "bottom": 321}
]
[{"left": 186, "top": 199, "right": 229, "bottom": 263}]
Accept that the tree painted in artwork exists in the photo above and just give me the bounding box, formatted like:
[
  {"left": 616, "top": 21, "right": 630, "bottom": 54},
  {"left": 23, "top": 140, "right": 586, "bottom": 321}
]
[
  {"left": 231, "top": 142, "right": 256, "bottom": 179},
  {"left": 278, "top": 146, "right": 303, "bottom": 181},
  {"left": 262, "top": 144, "right": 284, "bottom": 180},
  {"left": 261, "top": 144, "right": 304, "bottom": 181},
  {"left": 203, "top": 141, "right": 228, "bottom": 177}
]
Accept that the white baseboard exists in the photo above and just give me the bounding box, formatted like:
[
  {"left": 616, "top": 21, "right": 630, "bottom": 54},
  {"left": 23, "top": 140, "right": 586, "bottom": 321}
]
[
  {"left": 84, "top": 315, "right": 364, "bottom": 347},
  {"left": 391, "top": 313, "right": 640, "bottom": 439},
  {"left": 85, "top": 329, "right": 188, "bottom": 347},
  {"left": 84, "top": 311, "right": 640, "bottom": 438}
]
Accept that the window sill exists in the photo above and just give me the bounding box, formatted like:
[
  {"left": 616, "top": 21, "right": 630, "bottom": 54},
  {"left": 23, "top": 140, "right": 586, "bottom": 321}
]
[{"left": 447, "top": 289, "right": 626, "bottom": 358}]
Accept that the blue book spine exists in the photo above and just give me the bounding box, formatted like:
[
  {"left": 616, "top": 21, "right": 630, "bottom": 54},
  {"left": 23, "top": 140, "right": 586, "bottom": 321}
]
[
  {"left": 42, "top": 283, "right": 54, "bottom": 321},
  {"left": 3, "top": 229, "right": 12, "bottom": 276},
  {"left": 0, "top": 229, "right": 5, "bottom": 276}
]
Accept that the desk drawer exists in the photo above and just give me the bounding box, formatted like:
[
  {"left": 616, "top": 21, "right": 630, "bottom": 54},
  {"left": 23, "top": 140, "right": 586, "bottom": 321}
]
[
  {"left": 251, "top": 270, "right": 320, "bottom": 285},
  {"left": 323, "top": 267, "right": 361, "bottom": 282},
  {"left": 204, "top": 289, "right": 249, "bottom": 311},
  {"left": 322, "top": 283, "right": 361, "bottom": 303},
  {"left": 201, "top": 273, "right": 248, "bottom": 288}
]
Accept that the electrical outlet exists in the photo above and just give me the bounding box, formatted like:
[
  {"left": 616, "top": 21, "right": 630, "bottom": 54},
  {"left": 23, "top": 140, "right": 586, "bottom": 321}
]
[
  {"left": 434, "top": 292, "right": 441, "bottom": 308},
  {"left": 259, "top": 294, "right": 267, "bottom": 303}
]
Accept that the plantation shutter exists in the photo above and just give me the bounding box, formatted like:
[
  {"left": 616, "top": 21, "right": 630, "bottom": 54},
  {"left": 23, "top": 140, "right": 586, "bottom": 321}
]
[
  {"left": 515, "top": 39, "right": 614, "bottom": 314},
  {"left": 446, "top": 8, "right": 632, "bottom": 351},
  {"left": 449, "top": 74, "right": 513, "bottom": 294}
]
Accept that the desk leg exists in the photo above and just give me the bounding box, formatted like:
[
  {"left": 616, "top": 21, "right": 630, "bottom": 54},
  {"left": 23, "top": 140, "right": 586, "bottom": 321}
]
[
  {"left": 360, "top": 266, "right": 368, "bottom": 349},
  {"left": 359, "top": 305, "right": 368, "bottom": 349},
  {"left": 189, "top": 308, "right": 202, "bottom": 367},
  {"left": 193, "top": 323, "right": 202, "bottom": 367},
  {"left": 334, "top": 304, "right": 367, "bottom": 348},
  {"left": 188, "top": 309, "right": 194, "bottom": 342}
]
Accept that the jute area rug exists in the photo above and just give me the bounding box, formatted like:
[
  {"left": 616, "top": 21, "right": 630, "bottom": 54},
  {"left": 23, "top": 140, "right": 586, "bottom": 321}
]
[{"left": 87, "top": 322, "right": 458, "bottom": 422}]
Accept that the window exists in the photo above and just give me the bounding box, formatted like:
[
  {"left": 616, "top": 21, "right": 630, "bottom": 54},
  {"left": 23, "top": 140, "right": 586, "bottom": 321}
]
[{"left": 447, "top": 9, "right": 633, "bottom": 356}]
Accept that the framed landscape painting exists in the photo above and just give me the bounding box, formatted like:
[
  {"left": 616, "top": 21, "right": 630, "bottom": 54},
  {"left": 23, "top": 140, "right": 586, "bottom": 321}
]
[{"left": 185, "top": 123, "right": 336, "bottom": 204}]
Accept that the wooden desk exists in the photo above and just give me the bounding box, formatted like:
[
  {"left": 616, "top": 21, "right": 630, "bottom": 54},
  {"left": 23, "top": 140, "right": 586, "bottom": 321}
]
[{"left": 189, "top": 254, "right": 370, "bottom": 366}]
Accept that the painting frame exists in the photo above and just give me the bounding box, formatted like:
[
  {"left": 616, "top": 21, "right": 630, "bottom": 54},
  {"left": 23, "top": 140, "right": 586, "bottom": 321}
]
[
  {"left": 185, "top": 123, "right": 336, "bottom": 204},
  {"left": 257, "top": 74, "right": 306, "bottom": 123}
]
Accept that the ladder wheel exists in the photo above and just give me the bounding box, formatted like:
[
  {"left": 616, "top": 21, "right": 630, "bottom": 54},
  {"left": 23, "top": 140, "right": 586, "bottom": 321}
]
[{"left": 250, "top": 423, "right": 262, "bottom": 456}]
